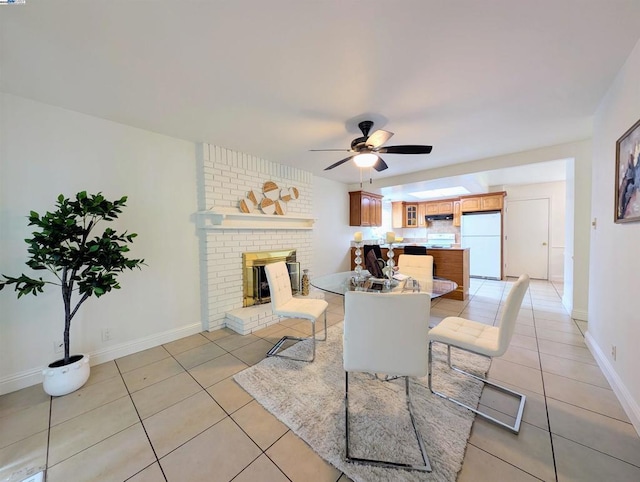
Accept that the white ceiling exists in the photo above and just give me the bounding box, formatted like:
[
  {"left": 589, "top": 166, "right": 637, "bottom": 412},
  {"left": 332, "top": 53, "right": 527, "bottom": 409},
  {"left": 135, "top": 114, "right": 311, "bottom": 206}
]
[{"left": 2, "top": 1, "right": 639, "bottom": 195}]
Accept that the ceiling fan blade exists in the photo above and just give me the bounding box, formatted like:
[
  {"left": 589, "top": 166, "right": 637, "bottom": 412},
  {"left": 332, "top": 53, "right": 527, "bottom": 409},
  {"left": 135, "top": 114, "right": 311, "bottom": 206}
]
[
  {"left": 372, "top": 157, "right": 388, "bottom": 172},
  {"left": 324, "top": 155, "right": 354, "bottom": 170},
  {"left": 366, "top": 129, "right": 394, "bottom": 148},
  {"left": 309, "top": 149, "right": 351, "bottom": 152},
  {"left": 377, "top": 145, "right": 433, "bottom": 154}
]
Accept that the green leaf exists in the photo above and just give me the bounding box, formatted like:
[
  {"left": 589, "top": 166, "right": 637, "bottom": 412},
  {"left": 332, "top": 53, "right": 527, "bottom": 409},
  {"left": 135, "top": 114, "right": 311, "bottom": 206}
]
[{"left": 2, "top": 192, "right": 144, "bottom": 312}]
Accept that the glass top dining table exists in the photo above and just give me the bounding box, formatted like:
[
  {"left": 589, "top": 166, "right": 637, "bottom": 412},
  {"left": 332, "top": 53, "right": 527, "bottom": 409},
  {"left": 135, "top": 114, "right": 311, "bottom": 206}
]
[{"left": 310, "top": 271, "right": 458, "bottom": 299}]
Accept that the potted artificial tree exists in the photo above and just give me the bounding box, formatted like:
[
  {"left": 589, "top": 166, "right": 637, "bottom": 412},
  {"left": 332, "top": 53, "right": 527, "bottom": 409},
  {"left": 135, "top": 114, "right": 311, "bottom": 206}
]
[{"left": 0, "top": 192, "right": 144, "bottom": 396}]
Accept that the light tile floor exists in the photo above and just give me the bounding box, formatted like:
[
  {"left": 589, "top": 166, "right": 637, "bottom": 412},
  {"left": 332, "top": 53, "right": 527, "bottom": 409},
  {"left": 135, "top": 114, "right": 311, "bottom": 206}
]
[{"left": 2, "top": 278, "right": 639, "bottom": 481}]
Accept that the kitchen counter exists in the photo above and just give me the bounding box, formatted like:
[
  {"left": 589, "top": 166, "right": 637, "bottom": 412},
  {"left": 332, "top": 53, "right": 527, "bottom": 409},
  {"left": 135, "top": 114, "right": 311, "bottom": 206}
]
[
  {"left": 349, "top": 246, "right": 470, "bottom": 300},
  {"left": 352, "top": 243, "right": 463, "bottom": 250}
]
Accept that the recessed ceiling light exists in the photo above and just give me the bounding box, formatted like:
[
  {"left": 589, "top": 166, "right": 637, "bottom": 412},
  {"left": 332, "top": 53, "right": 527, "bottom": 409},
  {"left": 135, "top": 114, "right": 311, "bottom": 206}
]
[{"left": 409, "top": 186, "right": 471, "bottom": 199}]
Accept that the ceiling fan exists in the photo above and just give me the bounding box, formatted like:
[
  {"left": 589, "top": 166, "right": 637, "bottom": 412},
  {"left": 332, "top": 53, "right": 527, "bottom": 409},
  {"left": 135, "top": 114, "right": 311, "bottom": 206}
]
[{"left": 311, "top": 120, "right": 433, "bottom": 172}]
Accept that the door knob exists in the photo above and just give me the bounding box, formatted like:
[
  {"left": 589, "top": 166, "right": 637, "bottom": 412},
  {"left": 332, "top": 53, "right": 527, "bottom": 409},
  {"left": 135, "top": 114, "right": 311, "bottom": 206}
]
[{"left": 542, "top": 242, "right": 547, "bottom": 246}]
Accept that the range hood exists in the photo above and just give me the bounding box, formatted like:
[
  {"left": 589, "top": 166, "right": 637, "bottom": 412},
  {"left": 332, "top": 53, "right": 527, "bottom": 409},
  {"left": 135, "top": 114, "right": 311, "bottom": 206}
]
[{"left": 425, "top": 214, "right": 453, "bottom": 222}]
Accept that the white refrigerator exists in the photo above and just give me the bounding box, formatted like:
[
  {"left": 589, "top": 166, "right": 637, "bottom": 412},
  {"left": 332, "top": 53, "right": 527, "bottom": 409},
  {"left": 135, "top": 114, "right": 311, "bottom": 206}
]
[{"left": 461, "top": 212, "right": 501, "bottom": 279}]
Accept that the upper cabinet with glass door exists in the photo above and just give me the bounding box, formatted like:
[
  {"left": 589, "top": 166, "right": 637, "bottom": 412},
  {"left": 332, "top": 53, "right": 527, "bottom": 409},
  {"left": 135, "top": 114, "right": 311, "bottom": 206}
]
[{"left": 404, "top": 203, "right": 418, "bottom": 227}]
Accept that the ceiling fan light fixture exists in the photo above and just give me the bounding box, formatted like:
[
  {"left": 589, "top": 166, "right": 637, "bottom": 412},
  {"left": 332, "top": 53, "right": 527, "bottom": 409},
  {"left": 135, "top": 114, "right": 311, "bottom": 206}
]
[
  {"left": 353, "top": 152, "right": 378, "bottom": 168},
  {"left": 312, "top": 119, "right": 432, "bottom": 172}
]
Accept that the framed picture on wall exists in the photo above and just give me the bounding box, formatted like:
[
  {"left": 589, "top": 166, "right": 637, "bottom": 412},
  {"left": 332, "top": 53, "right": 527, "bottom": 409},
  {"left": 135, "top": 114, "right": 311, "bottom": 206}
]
[{"left": 615, "top": 117, "right": 640, "bottom": 223}]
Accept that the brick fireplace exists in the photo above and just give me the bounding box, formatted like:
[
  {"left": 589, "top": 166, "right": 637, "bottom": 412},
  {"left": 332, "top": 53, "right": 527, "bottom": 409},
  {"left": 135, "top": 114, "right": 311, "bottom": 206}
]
[{"left": 198, "top": 143, "right": 315, "bottom": 334}]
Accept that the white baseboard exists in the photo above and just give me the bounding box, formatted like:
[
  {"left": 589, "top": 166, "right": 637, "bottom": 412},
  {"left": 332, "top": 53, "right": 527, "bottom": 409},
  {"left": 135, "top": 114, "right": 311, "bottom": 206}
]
[
  {"left": 571, "top": 308, "right": 588, "bottom": 321},
  {"left": 0, "top": 322, "right": 204, "bottom": 395},
  {"left": 0, "top": 368, "right": 45, "bottom": 396},
  {"left": 89, "top": 323, "right": 204, "bottom": 366},
  {"left": 585, "top": 332, "right": 640, "bottom": 436}
]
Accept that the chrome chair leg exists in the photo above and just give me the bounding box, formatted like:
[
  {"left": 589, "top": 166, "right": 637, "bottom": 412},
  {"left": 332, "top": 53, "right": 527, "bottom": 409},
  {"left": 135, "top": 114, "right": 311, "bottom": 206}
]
[
  {"left": 317, "top": 310, "right": 328, "bottom": 341},
  {"left": 266, "top": 311, "right": 327, "bottom": 363},
  {"left": 344, "top": 372, "right": 432, "bottom": 472},
  {"left": 428, "top": 341, "right": 526, "bottom": 434}
]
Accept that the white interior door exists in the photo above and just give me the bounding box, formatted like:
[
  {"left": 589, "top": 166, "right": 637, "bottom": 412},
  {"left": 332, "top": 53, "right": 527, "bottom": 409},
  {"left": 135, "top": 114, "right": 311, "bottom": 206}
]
[{"left": 505, "top": 198, "right": 549, "bottom": 279}]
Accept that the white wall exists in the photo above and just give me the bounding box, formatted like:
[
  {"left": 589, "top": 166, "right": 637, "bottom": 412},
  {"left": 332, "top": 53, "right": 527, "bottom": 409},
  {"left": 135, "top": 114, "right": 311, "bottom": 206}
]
[
  {"left": 563, "top": 159, "right": 576, "bottom": 316},
  {"left": 312, "top": 176, "right": 352, "bottom": 276},
  {"left": 503, "top": 181, "right": 566, "bottom": 282},
  {"left": 589, "top": 38, "right": 640, "bottom": 432},
  {"left": 0, "top": 94, "right": 202, "bottom": 394},
  {"left": 571, "top": 141, "right": 593, "bottom": 321}
]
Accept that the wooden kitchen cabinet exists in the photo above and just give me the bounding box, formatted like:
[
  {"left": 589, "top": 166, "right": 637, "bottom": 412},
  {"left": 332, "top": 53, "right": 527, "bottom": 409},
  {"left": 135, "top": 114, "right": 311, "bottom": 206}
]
[
  {"left": 437, "top": 200, "right": 454, "bottom": 214},
  {"left": 392, "top": 202, "right": 404, "bottom": 228},
  {"left": 349, "top": 191, "right": 383, "bottom": 226},
  {"left": 453, "top": 200, "right": 461, "bottom": 226},
  {"left": 424, "top": 199, "right": 454, "bottom": 216},
  {"left": 418, "top": 202, "right": 427, "bottom": 226},
  {"left": 460, "top": 197, "right": 481, "bottom": 212},
  {"left": 424, "top": 202, "right": 439, "bottom": 216},
  {"left": 371, "top": 196, "right": 382, "bottom": 226},
  {"left": 404, "top": 203, "right": 418, "bottom": 227},
  {"left": 428, "top": 248, "right": 470, "bottom": 301},
  {"left": 393, "top": 192, "right": 504, "bottom": 228},
  {"left": 480, "top": 193, "right": 504, "bottom": 211},
  {"left": 460, "top": 192, "right": 505, "bottom": 213},
  {"left": 393, "top": 202, "right": 424, "bottom": 228}
]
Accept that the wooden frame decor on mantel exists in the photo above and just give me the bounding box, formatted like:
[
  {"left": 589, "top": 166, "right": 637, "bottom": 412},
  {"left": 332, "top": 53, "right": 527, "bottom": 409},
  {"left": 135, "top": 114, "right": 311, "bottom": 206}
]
[
  {"left": 239, "top": 181, "right": 299, "bottom": 216},
  {"left": 615, "top": 117, "right": 640, "bottom": 223}
]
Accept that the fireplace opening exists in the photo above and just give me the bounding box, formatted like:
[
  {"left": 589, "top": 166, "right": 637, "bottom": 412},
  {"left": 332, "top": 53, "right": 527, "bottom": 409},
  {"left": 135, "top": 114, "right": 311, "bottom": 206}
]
[{"left": 243, "top": 249, "right": 300, "bottom": 307}]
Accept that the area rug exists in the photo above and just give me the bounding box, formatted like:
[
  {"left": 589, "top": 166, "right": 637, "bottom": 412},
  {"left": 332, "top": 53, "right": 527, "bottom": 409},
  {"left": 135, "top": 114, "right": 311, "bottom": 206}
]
[{"left": 234, "top": 323, "right": 491, "bottom": 482}]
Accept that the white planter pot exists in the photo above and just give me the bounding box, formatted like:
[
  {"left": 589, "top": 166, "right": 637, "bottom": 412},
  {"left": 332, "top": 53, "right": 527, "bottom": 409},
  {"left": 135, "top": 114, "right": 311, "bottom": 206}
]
[{"left": 42, "top": 354, "right": 90, "bottom": 396}]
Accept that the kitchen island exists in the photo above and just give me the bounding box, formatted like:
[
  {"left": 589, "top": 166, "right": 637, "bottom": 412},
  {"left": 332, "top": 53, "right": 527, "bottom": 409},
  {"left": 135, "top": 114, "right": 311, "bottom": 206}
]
[{"left": 349, "top": 245, "right": 470, "bottom": 301}]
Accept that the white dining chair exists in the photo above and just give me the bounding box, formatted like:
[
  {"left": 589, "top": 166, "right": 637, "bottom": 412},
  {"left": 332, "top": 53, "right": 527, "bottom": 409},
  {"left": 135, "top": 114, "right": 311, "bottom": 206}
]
[
  {"left": 343, "top": 290, "right": 432, "bottom": 472},
  {"left": 398, "top": 254, "right": 434, "bottom": 288},
  {"left": 427, "top": 274, "right": 530, "bottom": 433},
  {"left": 264, "top": 261, "right": 328, "bottom": 362}
]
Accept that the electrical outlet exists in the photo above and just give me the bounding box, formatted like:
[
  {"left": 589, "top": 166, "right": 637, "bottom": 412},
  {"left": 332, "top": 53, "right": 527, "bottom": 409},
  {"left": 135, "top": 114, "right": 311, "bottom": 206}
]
[
  {"left": 611, "top": 345, "right": 617, "bottom": 360},
  {"left": 101, "top": 328, "right": 111, "bottom": 342},
  {"left": 54, "top": 340, "right": 63, "bottom": 354}
]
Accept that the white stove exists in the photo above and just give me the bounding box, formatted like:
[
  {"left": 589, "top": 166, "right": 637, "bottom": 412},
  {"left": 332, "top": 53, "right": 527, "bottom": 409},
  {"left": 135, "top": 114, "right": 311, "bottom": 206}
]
[{"left": 425, "top": 233, "right": 456, "bottom": 248}]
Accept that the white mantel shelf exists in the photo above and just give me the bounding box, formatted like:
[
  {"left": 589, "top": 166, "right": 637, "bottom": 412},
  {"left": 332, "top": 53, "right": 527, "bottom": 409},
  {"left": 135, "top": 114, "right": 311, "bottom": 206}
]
[{"left": 197, "top": 208, "right": 315, "bottom": 230}]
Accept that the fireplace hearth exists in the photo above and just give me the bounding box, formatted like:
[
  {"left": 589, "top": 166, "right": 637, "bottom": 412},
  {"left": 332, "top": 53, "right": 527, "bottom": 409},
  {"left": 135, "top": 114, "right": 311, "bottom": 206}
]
[{"left": 243, "top": 249, "right": 300, "bottom": 307}]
